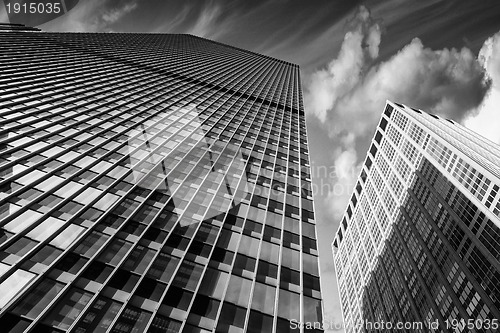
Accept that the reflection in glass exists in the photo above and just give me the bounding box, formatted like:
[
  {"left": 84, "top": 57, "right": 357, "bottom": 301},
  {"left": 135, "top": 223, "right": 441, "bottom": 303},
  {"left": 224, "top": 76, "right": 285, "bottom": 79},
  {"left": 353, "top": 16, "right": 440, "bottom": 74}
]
[
  {"left": 251, "top": 282, "right": 275, "bottom": 315},
  {"left": 73, "top": 296, "right": 122, "bottom": 333},
  {"left": 42, "top": 287, "right": 93, "bottom": 329},
  {"left": 12, "top": 278, "right": 64, "bottom": 318},
  {"left": 224, "top": 275, "right": 252, "bottom": 308},
  {"left": 278, "top": 288, "right": 300, "bottom": 319},
  {"left": 110, "top": 306, "right": 151, "bottom": 333},
  {"left": 0, "top": 269, "right": 35, "bottom": 309}
]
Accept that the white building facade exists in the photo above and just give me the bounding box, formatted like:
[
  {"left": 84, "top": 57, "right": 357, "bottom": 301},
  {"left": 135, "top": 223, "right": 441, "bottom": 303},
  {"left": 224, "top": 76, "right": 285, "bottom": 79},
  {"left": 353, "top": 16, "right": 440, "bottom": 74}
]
[{"left": 333, "top": 101, "right": 500, "bottom": 333}]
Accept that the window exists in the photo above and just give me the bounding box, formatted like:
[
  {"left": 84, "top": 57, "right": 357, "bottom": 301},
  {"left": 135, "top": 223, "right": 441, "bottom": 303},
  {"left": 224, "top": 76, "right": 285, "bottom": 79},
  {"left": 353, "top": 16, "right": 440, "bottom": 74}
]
[
  {"left": 74, "top": 231, "right": 109, "bottom": 257},
  {"left": 110, "top": 306, "right": 151, "bottom": 333},
  {"left": 71, "top": 296, "right": 122, "bottom": 333},
  {"left": 216, "top": 302, "right": 246, "bottom": 332},
  {"left": 247, "top": 310, "right": 273, "bottom": 333},
  {"left": 146, "top": 252, "right": 180, "bottom": 283},
  {"left": 148, "top": 315, "right": 182, "bottom": 333},
  {"left": 278, "top": 289, "right": 300, "bottom": 319},
  {"left": 251, "top": 282, "right": 275, "bottom": 315},
  {"left": 199, "top": 268, "right": 229, "bottom": 299},
  {"left": 224, "top": 275, "right": 252, "bottom": 308},
  {"left": 122, "top": 245, "right": 156, "bottom": 275},
  {"left": 97, "top": 238, "right": 132, "bottom": 266},
  {"left": 0, "top": 269, "right": 36, "bottom": 309},
  {"left": 42, "top": 287, "right": 93, "bottom": 329}
]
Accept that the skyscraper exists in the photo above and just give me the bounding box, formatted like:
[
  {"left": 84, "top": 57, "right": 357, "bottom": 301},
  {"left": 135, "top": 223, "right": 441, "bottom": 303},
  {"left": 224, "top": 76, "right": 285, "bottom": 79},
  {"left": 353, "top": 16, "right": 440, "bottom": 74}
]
[
  {"left": 333, "top": 101, "right": 500, "bottom": 332},
  {"left": 0, "top": 24, "right": 323, "bottom": 333}
]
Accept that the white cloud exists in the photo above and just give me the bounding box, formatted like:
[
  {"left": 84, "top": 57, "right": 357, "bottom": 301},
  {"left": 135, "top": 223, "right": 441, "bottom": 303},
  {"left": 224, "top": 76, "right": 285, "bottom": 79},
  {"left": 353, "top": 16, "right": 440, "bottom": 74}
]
[
  {"left": 307, "top": 5, "right": 491, "bottom": 226},
  {"left": 325, "top": 148, "right": 361, "bottom": 221},
  {"left": 39, "top": 0, "right": 138, "bottom": 32},
  {"left": 465, "top": 31, "right": 500, "bottom": 144},
  {"left": 305, "top": 6, "right": 381, "bottom": 122},
  {"left": 102, "top": 2, "right": 138, "bottom": 24},
  {"left": 187, "top": 4, "right": 223, "bottom": 39},
  {"left": 305, "top": 6, "right": 489, "bottom": 138}
]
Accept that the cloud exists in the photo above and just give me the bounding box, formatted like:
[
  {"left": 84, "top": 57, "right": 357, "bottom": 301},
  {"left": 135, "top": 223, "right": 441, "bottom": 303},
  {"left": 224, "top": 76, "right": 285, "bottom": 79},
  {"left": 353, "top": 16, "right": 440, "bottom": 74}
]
[
  {"left": 305, "top": 6, "right": 381, "bottom": 123},
  {"left": 324, "top": 147, "right": 361, "bottom": 221},
  {"left": 306, "top": 5, "right": 492, "bottom": 234},
  {"left": 305, "top": 5, "right": 490, "bottom": 138},
  {"left": 39, "top": 0, "right": 138, "bottom": 32},
  {"left": 187, "top": 4, "right": 222, "bottom": 39},
  {"left": 102, "top": 2, "right": 138, "bottom": 24},
  {"left": 465, "top": 31, "right": 500, "bottom": 144}
]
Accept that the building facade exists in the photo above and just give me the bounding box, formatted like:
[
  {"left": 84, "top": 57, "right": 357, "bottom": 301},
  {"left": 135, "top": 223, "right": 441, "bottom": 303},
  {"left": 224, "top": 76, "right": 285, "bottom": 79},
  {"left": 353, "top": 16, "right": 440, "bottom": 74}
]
[
  {"left": 0, "top": 25, "right": 323, "bottom": 333},
  {"left": 333, "top": 101, "right": 500, "bottom": 332}
]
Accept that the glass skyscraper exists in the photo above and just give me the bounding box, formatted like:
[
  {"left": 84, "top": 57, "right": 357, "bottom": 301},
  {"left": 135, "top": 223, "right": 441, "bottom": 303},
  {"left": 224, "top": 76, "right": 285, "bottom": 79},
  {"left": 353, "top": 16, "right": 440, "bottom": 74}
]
[
  {"left": 0, "top": 24, "right": 323, "bottom": 333},
  {"left": 333, "top": 101, "right": 500, "bottom": 332}
]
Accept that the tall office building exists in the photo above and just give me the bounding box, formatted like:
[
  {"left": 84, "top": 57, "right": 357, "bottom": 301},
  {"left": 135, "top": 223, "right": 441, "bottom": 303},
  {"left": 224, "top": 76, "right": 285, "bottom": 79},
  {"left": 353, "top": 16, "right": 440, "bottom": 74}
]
[
  {"left": 0, "top": 24, "right": 323, "bottom": 333},
  {"left": 333, "top": 101, "right": 500, "bottom": 332}
]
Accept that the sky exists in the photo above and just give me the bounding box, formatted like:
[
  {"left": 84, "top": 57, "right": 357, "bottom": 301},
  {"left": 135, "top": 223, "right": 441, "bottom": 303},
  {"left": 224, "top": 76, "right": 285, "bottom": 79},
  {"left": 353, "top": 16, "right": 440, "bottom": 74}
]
[{"left": 3, "top": 0, "right": 500, "bottom": 331}]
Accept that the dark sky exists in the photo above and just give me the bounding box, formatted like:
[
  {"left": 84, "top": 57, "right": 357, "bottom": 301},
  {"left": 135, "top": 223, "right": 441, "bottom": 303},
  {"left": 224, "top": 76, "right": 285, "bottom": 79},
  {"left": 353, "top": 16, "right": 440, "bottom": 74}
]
[{"left": 4, "top": 0, "right": 500, "bottom": 330}]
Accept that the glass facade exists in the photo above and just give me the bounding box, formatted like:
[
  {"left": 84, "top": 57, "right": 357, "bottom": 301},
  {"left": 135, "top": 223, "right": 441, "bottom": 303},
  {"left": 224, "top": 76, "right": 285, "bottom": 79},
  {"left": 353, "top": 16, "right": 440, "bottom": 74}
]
[
  {"left": 0, "top": 25, "right": 323, "bottom": 332},
  {"left": 333, "top": 101, "right": 500, "bottom": 333}
]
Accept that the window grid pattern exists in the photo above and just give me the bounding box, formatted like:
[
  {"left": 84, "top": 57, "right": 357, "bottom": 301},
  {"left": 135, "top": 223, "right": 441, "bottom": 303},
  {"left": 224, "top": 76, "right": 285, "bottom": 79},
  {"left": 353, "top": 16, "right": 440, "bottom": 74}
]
[
  {"left": 0, "top": 32, "right": 323, "bottom": 333},
  {"left": 333, "top": 101, "right": 500, "bottom": 331}
]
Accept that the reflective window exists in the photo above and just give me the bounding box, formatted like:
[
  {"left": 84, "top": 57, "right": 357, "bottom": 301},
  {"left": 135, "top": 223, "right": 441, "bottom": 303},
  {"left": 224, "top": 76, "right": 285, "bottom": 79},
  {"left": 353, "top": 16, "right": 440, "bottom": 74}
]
[
  {"left": 259, "top": 241, "right": 279, "bottom": 265},
  {"left": 110, "top": 306, "right": 151, "bottom": 333},
  {"left": 0, "top": 269, "right": 36, "bottom": 309},
  {"left": 72, "top": 296, "right": 122, "bottom": 333},
  {"left": 224, "top": 275, "right": 252, "bottom": 308},
  {"left": 26, "top": 217, "right": 65, "bottom": 242},
  {"left": 216, "top": 302, "right": 246, "bottom": 333},
  {"left": 122, "top": 245, "right": 156, "bottom": 275},
  {"left": 251, "top": 282, "right": 275, "bottom": 315},
  {"left": 146, "top": 252, "right": 180, "bottom": 283},
  {"left": 148, "top": 314, "right": 182, "bottom": 333},
  {"left": 97, "top": 238, "right": 132, "bottom": 266},
  {"left": 74, "top": 231, "right": 109, "bottom": 257},
  {"left": 247, "top": 310, "right": 273, "bottom": 333},
  {"left": 278, "top": 289, "right": 300, "bottom": 319},
  {"left": 42, "top": 287, "right": 93, "bottom": 329},
  {"left": 12, "top": 278, "right": 65, "bottom": 318},
  {"left": 172, "top": 260, "right": 203, "bottom": 291},
  {"left": 199, "top": 268, "right": 229, "bottom": 299},
  {"left": 134, "top": 277, "right": 166, "bottom": 302}
]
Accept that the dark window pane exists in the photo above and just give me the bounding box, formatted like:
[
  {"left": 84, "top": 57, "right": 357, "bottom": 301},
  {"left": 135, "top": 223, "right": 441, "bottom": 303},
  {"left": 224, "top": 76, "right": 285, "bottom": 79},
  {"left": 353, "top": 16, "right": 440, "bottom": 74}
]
[
  {"left": 134, "top": 277, "right": 166, "bottom": 302},
  {"left": 0, "top": 313, "right": 31, "bottom": 333},
  {"left": 256, "top": 260, "right": 278, "bottom": 285},
  {"left": 27, "top": 245, "right": 63, "bottom": 266},
  {"left": 74, "top": 231, "right": 109, "bottom": 258},
  {"left": 147, "top": 314, "right": 181, "bottom": 333},
  {"left": 247, "top": 310, "right": 273, "bottom": 333},
  {"left": 12, "top": 278, "right": 65, "bottom": 319},
  {"left": 161, "top": 286, "right": 193, "bottom": 310},
  {"left": 146, "top": 252, "right": 180, "bottom": 283},
  {"left": 73, "top": 296, "right": 122, "bottom": 333},
  {"left": 110, "top": 306, "right": 151, "bottom": 333},
  {"left": 42, "top": 287, "right": 93, "bottom": 330},
  {"left": 190, "top": 294, "right": 220, "bottom": 319},
  {"left": 198, "top": 268, "right": 229, "bottom": 299},
  {"left": 82, "top": 261, "right": 113, "bottom": 284},
  {"left": 172, "top": 260, "right": 203, "bottom": 291},
  {"left": 97, "top": 238, "right": 132, "bottom": 266},
  {"left": 215, "top": 302, "right": 246, "bottom": 332},
  {"left": 54, "top": 252, "right": 87, "bottom": 275},
  {"left": 122, "top": 245, "right": 156, "bottom": 275},
  {"left": 108, "top": 269, "right": 140, "bottom": 292}
]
